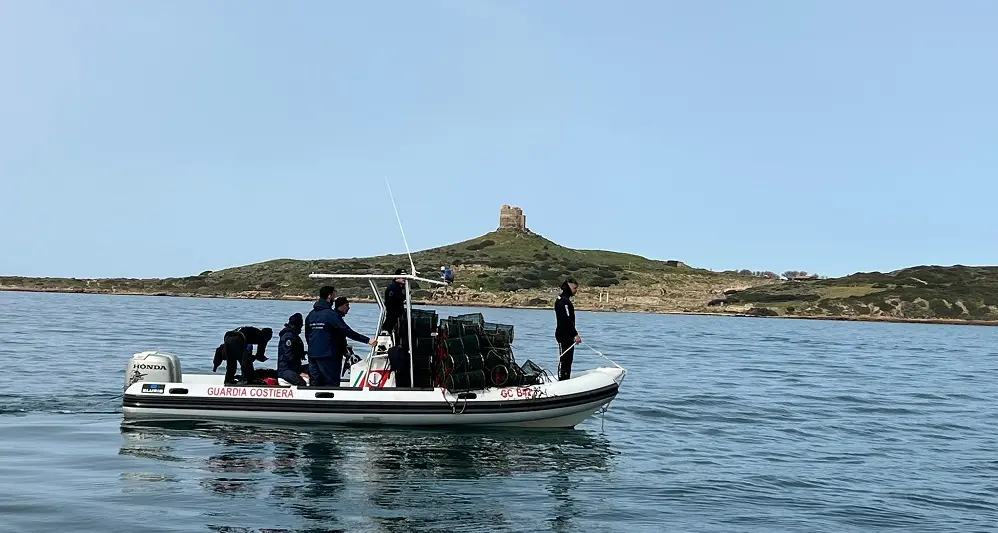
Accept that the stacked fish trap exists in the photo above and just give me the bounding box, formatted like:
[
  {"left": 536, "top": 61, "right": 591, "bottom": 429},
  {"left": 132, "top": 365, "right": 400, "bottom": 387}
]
[
  {"left": 435, "top": 312, "right": 523, "bottom": 392},
  {"left": 408, "top": 308, "right": 439, "bottom": 388}
]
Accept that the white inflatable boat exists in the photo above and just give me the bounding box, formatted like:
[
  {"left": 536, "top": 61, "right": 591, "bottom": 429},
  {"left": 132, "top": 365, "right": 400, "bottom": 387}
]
[{"left": 121, "top": 271, "right": 626, "bottom": 429}]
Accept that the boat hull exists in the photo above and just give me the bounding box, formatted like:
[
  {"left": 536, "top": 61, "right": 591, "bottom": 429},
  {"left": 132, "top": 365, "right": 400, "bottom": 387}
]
[{"left": 122, "top": 367, "right": 624, "bottom": 429}]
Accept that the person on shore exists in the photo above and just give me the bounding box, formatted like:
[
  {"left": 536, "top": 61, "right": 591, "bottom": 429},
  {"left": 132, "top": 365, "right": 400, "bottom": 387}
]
[
  {"left": 554, "top": 278, "right": 582, "bottom": 381},
  {"left": 212, "top": 325, "right": 273, "bottom": 385},
  {"left": 277, "top": 312, "right": 308, "bottom": 386},
  {"left": 306, "top": 288, "right": 377, "bottom": 386},
  {"left": 440, "top": 266, "right": 454, "bottom": 284}
]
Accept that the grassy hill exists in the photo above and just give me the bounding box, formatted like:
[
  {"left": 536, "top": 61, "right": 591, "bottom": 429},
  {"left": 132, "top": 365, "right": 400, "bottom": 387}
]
[
  {"left": 719, "top": 265, "right": 998, "bottom": 322},
  {"left": 5, "top": 230, "right": 996, "bottom": 323},
  {"left": 0, "top": 229, "right": 768, "bottom": 311}
]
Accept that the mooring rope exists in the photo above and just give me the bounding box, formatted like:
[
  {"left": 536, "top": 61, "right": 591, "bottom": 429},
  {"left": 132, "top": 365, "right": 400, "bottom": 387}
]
[
  {"left": 559, "top": 340, "right": 624, "bottom": 370},
  {"left": 581, "top": 340, "right": 624, "bottom": 369}
]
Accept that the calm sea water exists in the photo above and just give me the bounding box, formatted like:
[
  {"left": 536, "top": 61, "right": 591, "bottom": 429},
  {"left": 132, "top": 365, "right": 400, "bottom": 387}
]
[{"left": 0, "top": 291, "right": 996, "bottom": 533}]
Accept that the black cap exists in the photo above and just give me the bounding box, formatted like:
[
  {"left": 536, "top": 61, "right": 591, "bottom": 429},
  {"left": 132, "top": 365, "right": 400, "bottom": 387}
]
[{"left": 394, "top": 268, "right": 406, "bottom": 275}]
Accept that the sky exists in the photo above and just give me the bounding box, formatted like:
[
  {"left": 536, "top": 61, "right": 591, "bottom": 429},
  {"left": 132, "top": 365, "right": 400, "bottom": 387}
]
[{"left": 1, "top": 1, "right": 996, "bottom": 279}]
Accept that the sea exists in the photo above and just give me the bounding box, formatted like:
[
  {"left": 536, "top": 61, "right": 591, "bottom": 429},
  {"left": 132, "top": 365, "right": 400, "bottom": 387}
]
[{"left": 0, "top": 291, "right": 995, "bottom": 533}]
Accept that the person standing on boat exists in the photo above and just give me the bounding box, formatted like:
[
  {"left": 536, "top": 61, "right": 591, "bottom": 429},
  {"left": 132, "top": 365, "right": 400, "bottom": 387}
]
[
  {"left": 554, "top": 278, "right": 582, "bottom": 381},
  {"left": 277, "top": 312, "right": 308, "bottom": 387},
  {"left": 306, "top": 288, "right": 377, "bottom": 386},
  {"left": 329, "top": 297, "right": 376, "bottom": 380},
  {"left": 381, "top": 268, "right": 408, "bottom": 338}
]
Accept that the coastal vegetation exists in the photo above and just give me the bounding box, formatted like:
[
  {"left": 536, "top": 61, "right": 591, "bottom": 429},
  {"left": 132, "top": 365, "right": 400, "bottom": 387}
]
[
  {"left": 718, "top": 265, "right": 998, "bottom": 322},
  {"left": 0, "top": 230, "right": 764, "bottom": 309},
  {"left": 2, "top": 230, "right": 996, "bottom": 325}
]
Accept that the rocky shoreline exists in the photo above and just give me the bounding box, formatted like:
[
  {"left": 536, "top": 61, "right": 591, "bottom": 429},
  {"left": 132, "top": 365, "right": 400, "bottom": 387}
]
[{"left": 3, "top": 285, "right": 996, "bottom": 327}]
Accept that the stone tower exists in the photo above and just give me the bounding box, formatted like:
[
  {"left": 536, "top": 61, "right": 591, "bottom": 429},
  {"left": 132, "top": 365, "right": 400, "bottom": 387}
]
[{"left": 498, "top": 205, "right": 527, "bottom": 232}]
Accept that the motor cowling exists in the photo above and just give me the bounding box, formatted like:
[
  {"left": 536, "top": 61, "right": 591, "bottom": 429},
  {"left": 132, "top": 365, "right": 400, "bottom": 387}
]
[{"left": 124, "top": 351, "right": 182, "bottom": 391}]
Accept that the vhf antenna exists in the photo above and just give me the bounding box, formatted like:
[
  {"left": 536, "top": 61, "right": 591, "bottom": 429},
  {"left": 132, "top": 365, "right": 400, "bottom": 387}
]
[{"left": 385, "top": 178, "right": 416, "bottom": 277}]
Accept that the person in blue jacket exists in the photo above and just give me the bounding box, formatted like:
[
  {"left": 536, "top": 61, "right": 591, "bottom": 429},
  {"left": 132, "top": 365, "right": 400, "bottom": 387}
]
[
  {"left": 277, "top": 312, "right": 307, "bottom": 386},
  {"left": 305, "top": 288, "right": 377, "bottom": 386}
]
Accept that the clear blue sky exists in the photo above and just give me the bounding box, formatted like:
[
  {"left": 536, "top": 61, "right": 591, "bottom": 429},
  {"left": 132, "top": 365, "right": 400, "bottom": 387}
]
[{"left": 2, "top": 1, "right": 996, "bottom": 279}]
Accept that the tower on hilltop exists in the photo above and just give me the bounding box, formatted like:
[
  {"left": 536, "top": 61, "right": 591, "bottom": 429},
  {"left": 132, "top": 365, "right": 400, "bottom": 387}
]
[{"left": 498, "top": 205, "right": 527, "bottom": 232}]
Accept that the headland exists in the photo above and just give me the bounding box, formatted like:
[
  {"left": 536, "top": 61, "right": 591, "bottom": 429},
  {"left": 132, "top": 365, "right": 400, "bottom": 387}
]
[{"left": 2, "top": 205, "right": 997, "bottom": 326}]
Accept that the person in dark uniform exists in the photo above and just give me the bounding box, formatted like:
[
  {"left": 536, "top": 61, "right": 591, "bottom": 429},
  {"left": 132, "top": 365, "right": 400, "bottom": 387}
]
[
  {"left": 554, "top": 278, "right": 582, "bottom": 381},
  {"left": 381, "top": 268, "right": 408, "bottom": 338},
  {"left": 212, "top": 326, "right": 273, "bottom": 384},
  {"left": 306, "top": 289, "right": 377, "bottom": 386},
  {"left": 277, "top": 312, "right": 308, "bottom": 386},
  {"left": 328, "top": 297, "right": 376, "bottom": 381}
]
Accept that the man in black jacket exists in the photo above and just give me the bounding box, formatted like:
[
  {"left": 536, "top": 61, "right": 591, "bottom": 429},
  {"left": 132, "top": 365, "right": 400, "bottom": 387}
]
[
  {"left": 381, "top": 268, "right": 408, "bottom": 339},
  {"left": 554, "top": 278, "right": 582, "bottom": 381},
  {"left": 277, "top": 313, "right": 308, "bottom": 386},
  {"left": 212, "top": 326, "right": 273, "bottom": 384}
]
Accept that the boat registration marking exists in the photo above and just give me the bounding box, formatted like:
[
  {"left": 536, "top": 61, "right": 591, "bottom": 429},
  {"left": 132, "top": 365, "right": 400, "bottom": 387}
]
[
  {"left": 206, "top": 386, "right": 295, "bottom": 399},
  {"left": 499, "top": 386, "right": 546, "bottom": 400}
]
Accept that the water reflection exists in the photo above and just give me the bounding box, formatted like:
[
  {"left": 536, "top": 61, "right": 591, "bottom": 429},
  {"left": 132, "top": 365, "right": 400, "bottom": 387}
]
[{"left": 119, "top": 421, "right": 618, "bottom": 532}]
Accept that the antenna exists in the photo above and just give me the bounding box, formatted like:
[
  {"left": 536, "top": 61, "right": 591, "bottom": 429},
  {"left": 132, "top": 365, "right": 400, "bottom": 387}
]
[{"left": 385, "top": 178, "right": 416, "bottom": 276}]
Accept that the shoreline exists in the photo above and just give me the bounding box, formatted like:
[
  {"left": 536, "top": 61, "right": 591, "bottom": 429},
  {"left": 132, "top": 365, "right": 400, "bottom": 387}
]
[{"left": 3, "top": 286, "right": 997, "bottom": 327}]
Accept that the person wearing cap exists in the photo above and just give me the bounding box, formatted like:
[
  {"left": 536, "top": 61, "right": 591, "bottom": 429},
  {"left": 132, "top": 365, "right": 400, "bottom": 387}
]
[
  {"left": 306, "top": 287, "right": 377, "bottom": 386},
  {"left": 441, "top": 266, "right": 454, "bottom": 284},
  {"left": 381, "top": 268, "right": 408, "bottom": 337},
  {"left": 554, "top": 278, "right": 582, "bottom": 381},
  {"left": 277, "top": 312, "right": 308, "bottom": 387},
  {"left": 329, "top": 296, "right": 376, "bottom": 381}
]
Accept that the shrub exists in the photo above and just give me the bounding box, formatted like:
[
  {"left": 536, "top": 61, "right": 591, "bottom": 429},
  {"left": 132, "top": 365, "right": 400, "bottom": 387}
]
[
  {"left": 970, "top": 305, "right": 994, "bottom": 319},
  {"left": 538, "top": 269, "right": 563, "bottom": 281}
]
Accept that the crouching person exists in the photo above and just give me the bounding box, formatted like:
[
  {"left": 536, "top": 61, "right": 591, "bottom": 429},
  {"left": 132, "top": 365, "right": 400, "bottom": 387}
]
[
  {"left": 212, "top": 326, "right": 273, "bottom": 385},
  {"left": 277, "top": 313, "right": 308, "bottom": 386}
]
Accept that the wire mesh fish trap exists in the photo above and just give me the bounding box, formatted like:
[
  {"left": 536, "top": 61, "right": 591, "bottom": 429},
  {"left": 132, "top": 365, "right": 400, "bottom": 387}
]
[
  {"left": 442, "top": 352, "right": 485, "bottom": 374},
  {"left": 410, "top": 309, "right": 438, "bottom": 337},
  {"left": 451, "top": 313, "right": 485, "bottom": 328},
  {"left": 483, "top": 322, "right": 514, "bottom": 344},
  {"left": 444, "top": 370, "right": 487, "bottom": 392}
]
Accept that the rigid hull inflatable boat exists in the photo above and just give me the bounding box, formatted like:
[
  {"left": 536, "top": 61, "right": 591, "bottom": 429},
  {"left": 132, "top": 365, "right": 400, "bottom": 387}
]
[{"left": 121, "top": 271, "right": 626, "bottom": 428}]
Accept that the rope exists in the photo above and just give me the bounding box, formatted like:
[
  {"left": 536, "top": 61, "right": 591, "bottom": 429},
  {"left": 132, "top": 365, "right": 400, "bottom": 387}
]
[
  {"left": 580, "top": 340, "right": 624, "bottom": 369},
  {"left": 75, "top": 393, "right": 124, "bottom": 413},
  {"left": 557, "top": 339, "right": 623, "bottom": 369}
]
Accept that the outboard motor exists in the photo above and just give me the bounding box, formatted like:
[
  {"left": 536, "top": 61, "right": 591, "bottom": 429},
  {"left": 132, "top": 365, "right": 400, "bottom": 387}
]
[{"left": 124, "top": 351, "right": 182, "bottom": 392}]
